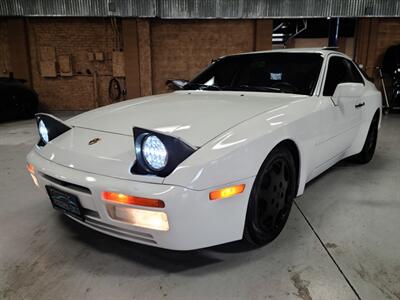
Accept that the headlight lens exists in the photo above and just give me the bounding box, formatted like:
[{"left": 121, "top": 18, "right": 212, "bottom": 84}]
[
  {"left": 132, "top": 127, "right": 196, "bottom": 177},
  {"left": 142, "top": 135, "right": 168, "bottom": 170},
  {"left": 35, "top": 113, "right": 71, "bottom": 147},
  {"left": 38, "top": 120, "right": 49, "bottom": 144}
]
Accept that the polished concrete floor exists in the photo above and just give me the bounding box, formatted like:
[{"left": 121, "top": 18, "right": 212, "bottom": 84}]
[{"left": 0, "top": 114, "right": 399, "bottom": 300}]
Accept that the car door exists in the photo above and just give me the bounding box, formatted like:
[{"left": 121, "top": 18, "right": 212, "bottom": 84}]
[{"left": 314, "top": 55, "right": 364, "bottom": 169}]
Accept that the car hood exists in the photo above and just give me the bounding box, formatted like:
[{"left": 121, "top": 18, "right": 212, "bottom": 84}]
[{"left": 68, "top": 91, "right": 306, "bottom": 147}]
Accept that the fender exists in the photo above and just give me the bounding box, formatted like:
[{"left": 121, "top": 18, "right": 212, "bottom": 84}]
[{"left": 164, "top": 96, "right": 319, "bottom": 194}]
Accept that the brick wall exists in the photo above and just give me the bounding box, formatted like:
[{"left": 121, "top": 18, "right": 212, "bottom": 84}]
[
  {"left": 372, "top": 19, "right": 400, "bottom": 71},
  {"left": 355, "top": 19, "right": 400, "bottom": 76},
  {"left": 28, "top": 18, "right": 119, "bottom": 111},
  {"left": 0, "top": 19, "right": 11, "bottom": 77},
  {"left": 137, "top": 19, "right": 152, "bottom": 96},
  {"left": 354, "top": 18, "right": 400, "bottom": 93},
  {"left": 1, "top": 17, "right": 270, "bottom": 110},
  {"left": 3, "top": 16, "right": 399, "bottom": 111},
  {"left": 150, "top": 19, "right": 256, "bottom": 94}
]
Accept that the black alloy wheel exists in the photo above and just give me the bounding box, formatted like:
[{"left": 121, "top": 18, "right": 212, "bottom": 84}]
[{"left": 244, "top": 145, "right": 297, "bottom": 246}]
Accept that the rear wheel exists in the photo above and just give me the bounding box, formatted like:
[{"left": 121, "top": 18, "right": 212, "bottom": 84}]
[
  {"left": 244, "top": 146, "right": 297, "bottom": 246},
  {"left": 352, "top": 113, "right": 379, "bottom": 164}
]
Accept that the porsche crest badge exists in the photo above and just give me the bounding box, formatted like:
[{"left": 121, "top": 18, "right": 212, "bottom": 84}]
[{"left": 88, "top": 138, "right": 101, "bottom": 145}]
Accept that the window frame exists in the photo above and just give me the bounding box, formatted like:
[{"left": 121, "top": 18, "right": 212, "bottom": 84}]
[
  {"left": 319, "top": 54, "right": 365, "bottom": 97},
  {"left": 347, "top": 59, "right": 366, "bottom": 85},
  {"left": 188, "top": 52, "right": 325, "bottom": 96}
]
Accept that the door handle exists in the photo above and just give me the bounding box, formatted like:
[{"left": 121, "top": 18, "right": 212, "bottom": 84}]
[{"left": 355, "top": 102, "right": 365, "bottom": 108}]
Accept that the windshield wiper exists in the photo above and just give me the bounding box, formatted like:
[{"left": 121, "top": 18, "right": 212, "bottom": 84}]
[
  {"left": 183, "top": 83, "right": 282, "bottom": 93},
  {"left": 183, "top": 82, "right": 222, "bottom": 91},
  {"left": 237, "top": 85, "right": 282, "bottom": 93}
]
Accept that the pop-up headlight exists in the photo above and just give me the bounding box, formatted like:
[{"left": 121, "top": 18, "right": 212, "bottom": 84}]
[
  {"left": 38, "top": 120, "right": 49, "bottom": 144},
  {"left": 132, "top": 127, "right": 196, "bottom": 177},
  {"left": 35, "top": 113, "right": 71, "bottom": 146}
]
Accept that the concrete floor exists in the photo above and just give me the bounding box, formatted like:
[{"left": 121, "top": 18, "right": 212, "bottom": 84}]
[{"left": 0, "top": 113, "right": 399, "bottom": 300}]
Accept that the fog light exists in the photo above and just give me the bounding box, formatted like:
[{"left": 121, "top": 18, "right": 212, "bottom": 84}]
[{"left": 106, "top": 204, "right": 169, "bottom": 231}]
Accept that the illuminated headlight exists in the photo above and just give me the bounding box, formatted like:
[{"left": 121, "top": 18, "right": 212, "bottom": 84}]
[
  {"left": 38, "top": 120, "right": 49, "bottom": 144},
  {"left": 132, "top": 127, "right": 196, "bottom": 177},
  {"left": 35, "top": 114, "right": 71, "bottom": 147},
  {"left": 142, "top": 135, "right": 168, "bottom": 171}
]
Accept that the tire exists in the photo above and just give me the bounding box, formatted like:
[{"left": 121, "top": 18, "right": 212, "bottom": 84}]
[
  {"left": 352, "top": 113, "right": 379, "bottom": 164},
  {"left": 243, "top": 145, "right": 297, "bottom": 246}
]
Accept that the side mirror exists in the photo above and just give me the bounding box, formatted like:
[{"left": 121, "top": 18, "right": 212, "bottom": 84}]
[
  {"left": 358, "top": 64, "right": 364, "bottom": 70},
  {"left": 331, "top": 82, "right": 364, "bottom": 106},
  {"left": 166, "top": 79, "right": 188, "bottom": 90}
]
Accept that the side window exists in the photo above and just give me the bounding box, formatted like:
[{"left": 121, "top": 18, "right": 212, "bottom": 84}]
[
  {"left": 323, "top": 56, "right": 362, "bottom": 96},
  {"left": 346, "top": 59, "right": 364, "bottom": 84}
]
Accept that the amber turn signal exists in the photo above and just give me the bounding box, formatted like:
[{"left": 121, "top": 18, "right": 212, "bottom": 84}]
[
  {"left": 26, "top": 163, "right": 35, "bottom": 174},
  {"left": 102, "top": 191, "right": 165, "bottom": 208},
  {"left": 209, "top": 184, "right": 245, "bottom": 201}
]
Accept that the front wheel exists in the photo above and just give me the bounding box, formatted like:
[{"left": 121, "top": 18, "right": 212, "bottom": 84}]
[{"left": 243, "top": 146, "right": 297, "bottom": 246}]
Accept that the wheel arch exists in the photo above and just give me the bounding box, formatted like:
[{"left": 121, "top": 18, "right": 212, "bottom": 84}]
[
  {"left": 243, "top": 138, "right": 302, "bottom": 245},
  {"left": 373, "top": 107, "right": 381, "bottom": 124},
  {"left": 346, "top": 106, "right": 381, "bottom": 158},
  {"left": 265, "top": 139, "right": 301, "bottom": 196}
]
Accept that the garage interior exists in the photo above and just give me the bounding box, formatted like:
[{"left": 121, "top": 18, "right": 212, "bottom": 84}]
[{"left": 1, "top": 0, "right": 400, "bottom": 299}]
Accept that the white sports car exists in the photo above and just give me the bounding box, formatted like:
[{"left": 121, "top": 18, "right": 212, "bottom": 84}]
[{"left": 26, "top": 48, "right": 381, "bottom": 250}]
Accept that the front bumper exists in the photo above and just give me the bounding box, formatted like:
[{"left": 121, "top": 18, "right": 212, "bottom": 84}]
[{"left": 27, "top": 150, "right": 255, "bottom": 250}]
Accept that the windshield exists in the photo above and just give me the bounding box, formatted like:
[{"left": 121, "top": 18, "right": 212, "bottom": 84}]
[{"left": 184, "top": 52, "right": 323, "bottom": 95}]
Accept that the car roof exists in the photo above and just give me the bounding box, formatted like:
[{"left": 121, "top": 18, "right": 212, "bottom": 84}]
[{"left": 221, "top": 48, "right": 348, "bottom": 60}]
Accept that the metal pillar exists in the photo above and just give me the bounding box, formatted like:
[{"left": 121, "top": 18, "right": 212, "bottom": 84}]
[{"left": 328, "top": 17, "right": 340, "bottom": 47}]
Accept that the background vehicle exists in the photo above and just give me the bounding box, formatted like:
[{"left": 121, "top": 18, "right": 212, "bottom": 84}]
[
  {"left": 381, "top": 44, "right": 400, "bottom": 110},
  {"left": 0, "top": 76, "right": 38, "bottom": 122}
]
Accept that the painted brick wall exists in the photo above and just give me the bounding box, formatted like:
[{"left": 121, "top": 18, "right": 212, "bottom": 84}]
[
  {"left": 28, "top": 18, "right": 119, "bottom": 110},
  {"left": 150, "top": 19, "right": 255, "bottom": 94}
]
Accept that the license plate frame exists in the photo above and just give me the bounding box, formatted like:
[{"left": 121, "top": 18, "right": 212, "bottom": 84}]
[{"left": 46, "top": 186, "right": 84, "bottom": 220}]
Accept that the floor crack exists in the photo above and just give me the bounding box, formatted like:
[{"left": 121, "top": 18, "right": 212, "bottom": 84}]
[{"left": 294, "top": 200, "right": 362, "bottom": 300}]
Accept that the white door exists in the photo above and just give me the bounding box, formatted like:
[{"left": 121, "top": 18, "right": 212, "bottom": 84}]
[{"left": 315, "top": 56, "right": 364, "bottom": 169}]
